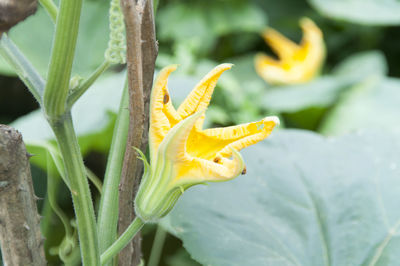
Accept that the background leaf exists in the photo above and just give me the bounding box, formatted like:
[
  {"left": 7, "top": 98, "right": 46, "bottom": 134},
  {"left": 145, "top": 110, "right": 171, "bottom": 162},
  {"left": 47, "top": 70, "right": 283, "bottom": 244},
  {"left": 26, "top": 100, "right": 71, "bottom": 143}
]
[
  {"left": 162, "top": 129, "right": 400, "bottom": 266},
  {"left": 0, "top": 1, "right": 109, "bottom": 76},
  {"left": 261, "top": 51, "right": 387, "bottom": 113},
  {"left": 320, "top": 76, "right": 400, "bottom": 135},
  {"left": 308, "top": 0, "right": 400, "bottom": 25}
]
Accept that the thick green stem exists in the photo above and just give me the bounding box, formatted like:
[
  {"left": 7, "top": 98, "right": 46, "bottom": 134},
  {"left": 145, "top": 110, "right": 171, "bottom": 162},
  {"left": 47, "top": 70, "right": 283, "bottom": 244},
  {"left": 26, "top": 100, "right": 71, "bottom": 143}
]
[
  {"left": 43, "top": 0, "right": 83, "bottom": 118},
  {"left": 51, "top": 112, "right": 99, "bottom": 265},
  {"left": 100, "top": 217, "right": 145, "bottom": 266},
  {"left": 148, "top": 225, "right": 167, "bottom": 266},
  {"left": 97, "top": 81, "right": 129, "bottom": 258}
]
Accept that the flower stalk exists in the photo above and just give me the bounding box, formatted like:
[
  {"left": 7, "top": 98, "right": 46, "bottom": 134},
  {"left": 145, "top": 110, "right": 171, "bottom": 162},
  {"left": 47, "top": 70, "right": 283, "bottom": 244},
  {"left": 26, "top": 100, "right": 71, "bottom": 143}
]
[
  {"left": 100, "top": 217, "right": 145, "bottom": 266},
  {"left": 50, "top": 113, "right": 100, "bottom": 265}
]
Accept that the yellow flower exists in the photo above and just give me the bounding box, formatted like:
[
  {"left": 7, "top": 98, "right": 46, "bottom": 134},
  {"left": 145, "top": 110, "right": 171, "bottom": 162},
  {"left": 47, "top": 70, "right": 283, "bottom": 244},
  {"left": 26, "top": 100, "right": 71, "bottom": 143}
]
[
  {"left": 134, "top": 64, "right": 279, "bottom": 222},
  {"left": 255, "top": 18, "right": 325, "bottom": 85}
]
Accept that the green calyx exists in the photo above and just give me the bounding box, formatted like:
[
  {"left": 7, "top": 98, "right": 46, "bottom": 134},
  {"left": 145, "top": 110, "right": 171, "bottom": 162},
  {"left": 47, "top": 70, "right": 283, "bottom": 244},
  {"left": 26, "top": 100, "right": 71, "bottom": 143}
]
[
  {"left": 134, "top": 113, "right": 203, "bottom": 222},
  {"left": 134, "top": 150, "right": 183, "bottom": 223}
]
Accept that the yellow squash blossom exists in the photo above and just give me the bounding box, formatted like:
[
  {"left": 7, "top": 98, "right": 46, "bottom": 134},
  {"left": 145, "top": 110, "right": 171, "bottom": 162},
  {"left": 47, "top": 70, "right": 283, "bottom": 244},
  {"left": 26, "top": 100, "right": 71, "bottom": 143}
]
[
  {"left": 134, "top": 64, "right": 279, "bottom": 222},
  {"left": 255, "top": 18, "right": 325, "bottom": 85}
]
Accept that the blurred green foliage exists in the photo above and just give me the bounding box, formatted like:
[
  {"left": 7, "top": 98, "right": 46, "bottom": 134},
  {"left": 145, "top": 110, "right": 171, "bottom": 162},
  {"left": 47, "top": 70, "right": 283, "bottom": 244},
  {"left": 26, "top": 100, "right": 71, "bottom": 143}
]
[{"left": 2, "top": 0, "right": 400, "bottom": 265}]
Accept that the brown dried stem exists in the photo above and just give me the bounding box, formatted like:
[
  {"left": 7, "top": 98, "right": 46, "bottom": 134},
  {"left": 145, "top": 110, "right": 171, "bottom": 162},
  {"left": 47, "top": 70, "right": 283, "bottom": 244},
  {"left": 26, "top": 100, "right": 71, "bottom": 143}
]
[
  {"left": 0, "top": 125, "right": 46, "bottom": 266},
  {"left": 118, "top": 0, "right": 157, "bottom": 265},
  {"left": 0, "top": 0, "right": 37, "bottom": 34}
]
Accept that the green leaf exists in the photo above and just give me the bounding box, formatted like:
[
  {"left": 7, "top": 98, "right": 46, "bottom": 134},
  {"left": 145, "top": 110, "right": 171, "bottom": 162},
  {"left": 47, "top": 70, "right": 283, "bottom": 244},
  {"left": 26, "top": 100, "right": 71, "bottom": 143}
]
[
  {"left": 262, "top": 77, "right": 349, "bottom": 112},
  {"left": 166, "top": 248, "right": 201, "bottom": 266},
  {"left": 308, "top": 0, "right": 400, "bottom": 25},
  {"left": 0, "top": 2, "right": 109, "bottom": 76},
  {"left": 162, "top": 129, "right": 400, "bottom": 266},
  {"left": 157, "top": 1, "right": 267, "bottom": 55},
  {"left": 27, "top": 140, "right": 68, "bottom": 186},
  {"left": 332, "top": 50, "right": 388, "bottom": 79},
  {"left": 261, "top": 51, "right": 387, "bottom": 113},
  {"left": 320, "top": 76, "right": 400, "bottom": 135}
]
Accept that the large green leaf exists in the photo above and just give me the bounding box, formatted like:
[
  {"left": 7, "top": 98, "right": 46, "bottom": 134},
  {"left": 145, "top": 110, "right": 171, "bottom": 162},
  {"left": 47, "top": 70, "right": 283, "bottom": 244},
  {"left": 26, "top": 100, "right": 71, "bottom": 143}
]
[
  {"left": 319, "top": 76, "right": 400, "bottom": 135},
  {"left": 0, "top": 1, "right": 109, "bottom": 76},
  {"left": 308, "top": 0, "right": 400, "bottom": 25},
  {"left": 162, "top": 129, "right": 400, "bottom": 266}
]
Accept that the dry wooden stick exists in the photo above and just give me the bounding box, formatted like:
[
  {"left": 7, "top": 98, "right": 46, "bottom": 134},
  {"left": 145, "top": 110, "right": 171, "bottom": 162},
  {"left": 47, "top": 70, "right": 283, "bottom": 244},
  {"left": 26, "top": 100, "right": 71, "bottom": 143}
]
[
  {"left": 0, "top": 125, "right": 46, "bottom": 266},
  {"left": 118, "top": 0, "right": 157, "bottom": 265},
  {"left": 0, "top": 0, "right": 37, "bottom": 33}
]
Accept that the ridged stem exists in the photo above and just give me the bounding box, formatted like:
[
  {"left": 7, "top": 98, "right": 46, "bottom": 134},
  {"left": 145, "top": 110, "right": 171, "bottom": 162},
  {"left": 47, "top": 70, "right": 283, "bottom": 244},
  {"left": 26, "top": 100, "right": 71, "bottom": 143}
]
[
  {"left": 51, "top": 112, "right": 99, "bottom": 265},
  {"left": 43, "top": 0, "right": 82, "bottom": 118}
]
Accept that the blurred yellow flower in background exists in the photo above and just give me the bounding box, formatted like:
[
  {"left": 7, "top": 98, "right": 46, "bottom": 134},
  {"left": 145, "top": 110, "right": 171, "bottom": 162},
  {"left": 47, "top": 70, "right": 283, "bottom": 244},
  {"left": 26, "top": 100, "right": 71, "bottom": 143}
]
[
  {"left": 135, "top": 64, "right": 279, "bottom": 222},
  {"left": 255, "top": 18, "right": 325, "bottom": 85}
]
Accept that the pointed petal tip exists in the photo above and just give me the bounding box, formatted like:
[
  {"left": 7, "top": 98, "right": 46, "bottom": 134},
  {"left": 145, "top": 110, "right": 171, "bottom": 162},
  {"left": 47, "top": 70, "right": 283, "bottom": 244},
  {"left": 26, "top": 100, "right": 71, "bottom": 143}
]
[
  {"left": 197, "top": 63, "right": 233, "bottom": 83},
  {"left": 262, "top": 28, "right": 280, "bottom": 41},
  {"left": 218, "top": 63, "right": 234, "bottom": 69},
  {"left": 299, "top": 17, "right": 322, "bottom": 36},
  {"left": 262, "top": 116, "right": 280, "bottom": 127},
  {"left": 210, "top": 63, "right": 234, "bottom": 75},
  {"left": 161, "top": 64, "right": 179, "bottom": 73},
  {"left": 299, "top": 17, "right": 315, "bottom": 27}
]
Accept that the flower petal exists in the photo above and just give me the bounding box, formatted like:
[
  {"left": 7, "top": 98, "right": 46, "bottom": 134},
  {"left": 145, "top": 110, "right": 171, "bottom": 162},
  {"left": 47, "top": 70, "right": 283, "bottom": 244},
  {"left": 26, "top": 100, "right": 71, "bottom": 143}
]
[
  {"left": 300, "top": 17, "right": 324, "bottom": 49},
  {"left": 255, "top": 18, "right": 324, "bottom": 85},
  {"left": 174, "top": 148, "right": 245, "bottom": 184},
  {"left": 297, "top": 17, "right": 325, "bottom": 80},
  {"left": 177, "top": 63, "right": 233, "bottom": 129},
  {"left": 159, "top": 111, "right": 203, "bottom": 164},
  {"left": 186, "top": 116, "right": 280, "bottom": 160},
  {"left": 149, "top": 65, "right": 182, "bottom": 156},
  {"left": 217, "top": 117, "right": 279, "bottom": 158},
  {"left": 254, "top": 53, "right": 294, "bottom": 84},
  {"left": 262, "top": 28, "right": 299, "bottom": 61}
]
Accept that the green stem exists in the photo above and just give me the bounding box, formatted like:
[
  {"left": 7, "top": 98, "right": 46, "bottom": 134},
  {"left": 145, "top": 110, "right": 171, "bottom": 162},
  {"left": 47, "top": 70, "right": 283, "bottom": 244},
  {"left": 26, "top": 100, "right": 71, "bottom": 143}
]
[
  {"left": 47, "top": 155, "right": 73, "bottom": 237},
  {"left": 0, "top": 35, "right": 45, "bottom": 104},
  {"left": 148, "top": 225, "right": 167, "bottom": 266},
  {"left": 67, "top": 60, "right": 111, "bottom": 108},
  {"left": 44, "top": 0, "right": 83, "bottom": 118},
  {"left": 100, "top": 217, "right": 145, "bottom": 265},
  {"left": 39, "top": 0, "right": 59, "bottom": 23},
  {"left": 40, "top": 194, "right": 53, "bottom": 243},
  {"left": 97, "top": 81, "right": 129, "bottom": 258},
  {"left": 154, "top": 0, "right": 160, "bottom": 14},
  {"left": 85, "top": 167, "right": 103, "bottom": 195},
  {"left": 51, "top": 112, "right": 99, "bottom": 265}
]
